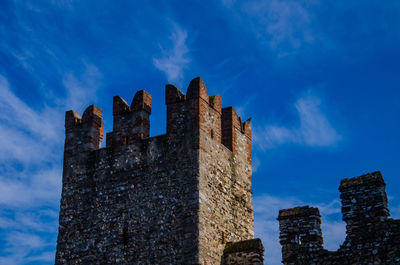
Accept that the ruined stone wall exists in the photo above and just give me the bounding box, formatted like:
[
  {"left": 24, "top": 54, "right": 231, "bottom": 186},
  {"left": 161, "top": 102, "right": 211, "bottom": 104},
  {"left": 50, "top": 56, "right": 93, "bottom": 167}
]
[
  {"left": 221, "top": 239, "right": 264, "bottom": 265},
  {"left": 278, "top": 171, "right": 400, "bottom": 265},
  {"left": 278, "top": 206, "right": 323, "bottom": 264},
  {"left": 56, "top": 77, "right": 261, "bottom": 264}
]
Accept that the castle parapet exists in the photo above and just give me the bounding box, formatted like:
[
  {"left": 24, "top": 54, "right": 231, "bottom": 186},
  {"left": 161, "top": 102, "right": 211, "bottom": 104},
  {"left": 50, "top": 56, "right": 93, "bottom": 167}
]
[
  {"left": 222, "top": 107, "right": 251, "bottom": 162},
  {"left": 64, "top": 77, "right": 251, "bottom": 159},
  {"left": 166, "top": 77, "right": 219, "bottom": 141},
  {"left": 64, "top": 105, "right": 103, "bottom": 157},
  {"left": 164, "top": 77, "right": 250, "bottom": 158},
  {"left": 110, "top": 90, "right": 152, "bottom": 146},
  {"left": 165, "top": 84, "right": 186, "bottom": 134},
  {"left": 187, "top": 76, "right": 209, "bottom": 103}
]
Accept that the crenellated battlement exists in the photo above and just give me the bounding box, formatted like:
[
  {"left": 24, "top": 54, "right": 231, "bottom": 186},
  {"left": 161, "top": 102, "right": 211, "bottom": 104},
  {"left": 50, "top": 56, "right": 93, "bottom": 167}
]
[
  {"left": 64, "top": 77, "right": 251, "bottom": 159},
  {"left": 278, "top": 172, "right": 400, "bottom": 265},
  {"left": 64, "top": 105, "right": 103, "bottom": 158},
  {"left": 186, "top": 76, "right": 209, "bottom": 102},
  {"left": 57, "top": 77, "right": 259, "bottom": 265},
  {"left": 222, "top": 107, "right": 251, "bottom": 161},
  {"left": 108, "top": 90, "right": 152, "bottom": 147}
]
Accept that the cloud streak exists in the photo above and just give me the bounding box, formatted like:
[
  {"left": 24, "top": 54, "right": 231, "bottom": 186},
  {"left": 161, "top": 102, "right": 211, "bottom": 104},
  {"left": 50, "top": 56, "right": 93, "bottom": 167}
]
[
  {"left": 0, "top": 76, "right": 59, "bottom": 141},
  {"left": 222, "top": 0, "right": 400, "bottom": 59},
  {"left": 0, "top": 61, "right": 102, "bottom": 264},
  {"left": 153, "top": 23, "right": 190, "bottom": 84},
  {"left": 243, "top": 0, "right": 316, "bottom": 51},
  {"left": 0, "top": 77, "right": 60, "bottom": 165},
  {"left": 254, "top": 94, "right": 341, "bottom": 150},
  {"left": 220, "top": 0, "right": 319, "bottom": 57}
]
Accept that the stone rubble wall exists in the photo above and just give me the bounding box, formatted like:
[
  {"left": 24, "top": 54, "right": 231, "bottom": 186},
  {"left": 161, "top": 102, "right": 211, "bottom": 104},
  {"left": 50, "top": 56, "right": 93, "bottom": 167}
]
[
  {"left": 278, "top": 206, "right": 323, "bottom": 264},
  {"left": 198, "top": 101, "right": 254, "bottom": 264},
  {"left": 278, "top": 171, "right": 400, "bottom": 265},
  {"left": 221, "top": 239, "right": 264, "bottom": 265},
  {"left": 56, "top": 132, "right": 200, "bottom": 264}
]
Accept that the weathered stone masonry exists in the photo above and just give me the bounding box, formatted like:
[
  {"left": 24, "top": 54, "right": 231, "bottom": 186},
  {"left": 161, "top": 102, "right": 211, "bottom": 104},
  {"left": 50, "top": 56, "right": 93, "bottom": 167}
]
[
  {"left": 278, "top": 171, "right": 400, "bottom": 264},
  {"left": 56, "top": 77, "right": 264, "bottom": 264}
]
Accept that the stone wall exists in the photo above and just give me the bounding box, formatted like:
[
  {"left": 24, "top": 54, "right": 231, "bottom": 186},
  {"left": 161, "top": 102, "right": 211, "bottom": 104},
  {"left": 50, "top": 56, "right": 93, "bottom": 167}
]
[
  {"left": 221, "top": 239, "right": 264, "bottom": 265},
  {"left": 278, "top": 171, "right": 400, "bottom": 265},
  {"left": 188, "top": 77, "right": 254, "bottom": 264},
  {"left": 56, "top": 77, "right": 262, "bottom": 264},
  {"left": 278, "top": 206, "right": 323, "bottom": 264}
]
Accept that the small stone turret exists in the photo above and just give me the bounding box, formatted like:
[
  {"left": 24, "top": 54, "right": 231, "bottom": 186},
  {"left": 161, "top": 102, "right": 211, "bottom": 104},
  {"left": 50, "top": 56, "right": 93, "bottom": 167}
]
[
  {"left": 338, "top": 171, "right": 396, "bottom": 261},
  {"left": 339, "top": 171, "right": 389, "bottom": 238},
  {"left": 64, "top": 105, "right": 103, "bottom": 156},
  {"left": 108, "top": 90, "right": 152, "bottom": 147},
  {"left": 278, "top": 206, "right": 323, "bottom": 265}
]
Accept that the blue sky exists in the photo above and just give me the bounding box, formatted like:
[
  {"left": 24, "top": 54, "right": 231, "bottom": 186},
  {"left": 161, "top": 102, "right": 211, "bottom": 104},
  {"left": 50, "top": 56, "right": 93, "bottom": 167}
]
[{"left": 0, "top": 1, "right": 399, "bottom": 264}]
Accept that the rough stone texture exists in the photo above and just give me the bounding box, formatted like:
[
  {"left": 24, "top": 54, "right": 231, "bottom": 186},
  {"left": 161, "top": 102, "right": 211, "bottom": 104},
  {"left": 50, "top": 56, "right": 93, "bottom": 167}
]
[
  {"left": 222, "top": 239, "right": 264, "bottom": 265},
  {"left": 55, "top": 77, "right": 263, "bottom": 264},
  {"left": 278, "top": 206, "right": 323, "bottom": 264},
  {"left": 278, "top": 171, "right": 400, "bottom": 265}
]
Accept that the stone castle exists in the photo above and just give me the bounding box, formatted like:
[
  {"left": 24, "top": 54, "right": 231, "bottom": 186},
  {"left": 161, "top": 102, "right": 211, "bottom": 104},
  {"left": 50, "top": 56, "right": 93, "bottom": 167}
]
[
  {"left": 56, "top": 77, "right": 399, "bottom": 264},
  {"left": 56, "top": 77, "right": 264, "bottom": 264}
]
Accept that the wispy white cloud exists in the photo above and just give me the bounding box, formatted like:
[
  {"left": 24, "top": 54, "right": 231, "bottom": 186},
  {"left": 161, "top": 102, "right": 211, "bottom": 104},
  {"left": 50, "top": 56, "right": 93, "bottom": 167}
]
[
  {"left": 26, "top": 251, "right": 55, "bottom": 262},
  {"left": 0, "top": 167, "right": 62, "bottom": 208},
  {"left": 0, "top": 230, "right": 55, "bottom": 265},
  {"left": 0, "top": 6, "right": 103, "bottom": 264},
  {"left": 0, "top": 77, "right": 61, "bottom": 165},
  {"left": 62, "top": 62, "right": 102, "bottom": 112},
  {"left": 0, "top": 65, "right": 98, "bottom": 172},
  {"left": 0, "top": 76, "right": 59, "bottom": 141},
  {"left": 5, "top": 232, "right": 48, "bottom": 250},
  {"left": 0, "top": 62, "right": 102, "bottom": 166},
  {"left": 221, "top": 0, "right": 235, "bottom": 8},
  {"left": 223, "top": 0, "right": 400, "bottom": 59},
  {"left": 153, "top": 23, "right": 190, "bottom": 84},
  {"left": 0, "top": 62, "right": 101, "bottom": 263},
  {"left": 0, "top": 210, "right": 58, "bottom": 232},
  {"left": 254, "top": 194, "right": 346, "bottom": 265},
  {"left": 244, "top": 0, "right": 316, "bottom": 51},
  {"left": 220, "top": 0, "right": 319, "bottom": 56},
  {"left": 254, "top": 94, "right": 341, "bottom": 150}
]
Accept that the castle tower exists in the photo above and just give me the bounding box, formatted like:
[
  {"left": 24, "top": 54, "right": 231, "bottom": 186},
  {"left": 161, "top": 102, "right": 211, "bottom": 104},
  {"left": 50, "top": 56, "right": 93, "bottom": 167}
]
[{"left": 56, "top": 77, "right": 263, "bottom": 264}]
